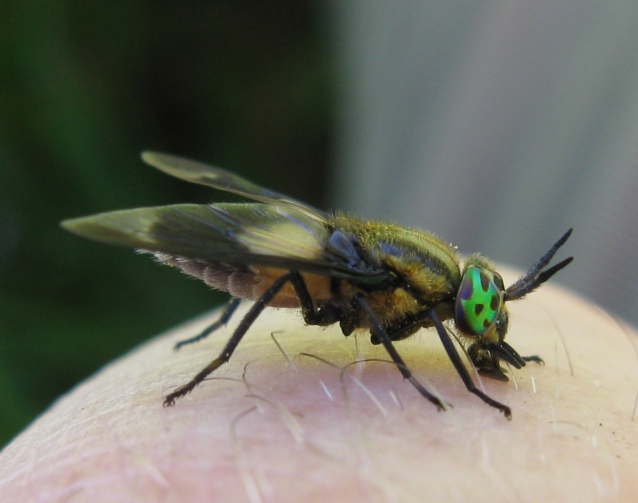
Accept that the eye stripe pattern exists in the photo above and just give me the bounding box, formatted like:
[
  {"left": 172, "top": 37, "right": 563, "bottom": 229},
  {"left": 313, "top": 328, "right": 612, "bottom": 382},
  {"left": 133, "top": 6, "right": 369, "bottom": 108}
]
[{"left": 455, "top": 266, "right": 503, "bottom": 336}]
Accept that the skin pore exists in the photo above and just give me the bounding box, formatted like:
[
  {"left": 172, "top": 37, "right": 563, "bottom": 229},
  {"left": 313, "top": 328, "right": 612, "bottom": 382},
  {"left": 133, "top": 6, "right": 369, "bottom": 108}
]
[{"left": 1, "top": 268, "right": 637, "bottom": 502}]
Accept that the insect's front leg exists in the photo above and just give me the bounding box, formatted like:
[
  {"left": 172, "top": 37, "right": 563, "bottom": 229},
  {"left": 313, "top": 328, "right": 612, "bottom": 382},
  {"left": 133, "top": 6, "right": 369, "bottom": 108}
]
[
  {"left": 429, "top": 310, "right": 512, "bottom": 419},
  {"left": 353, "top": 294, "right": 448, "bottom": 412}
]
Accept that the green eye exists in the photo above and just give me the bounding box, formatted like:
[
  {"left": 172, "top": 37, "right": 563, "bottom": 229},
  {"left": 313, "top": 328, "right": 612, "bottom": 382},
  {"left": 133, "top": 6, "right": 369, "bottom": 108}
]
[{"left": 455, "top": 266, "right": 503, "bottom": 336}]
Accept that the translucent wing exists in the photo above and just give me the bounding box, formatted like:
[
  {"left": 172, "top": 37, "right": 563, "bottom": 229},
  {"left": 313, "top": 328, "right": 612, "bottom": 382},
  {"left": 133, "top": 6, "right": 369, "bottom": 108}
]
[
  {"left": 141, "top": 152, "right": 327, "bottom": 221},
  {"left": 61, "top": 203, "right": 389, "bottom": 283}
]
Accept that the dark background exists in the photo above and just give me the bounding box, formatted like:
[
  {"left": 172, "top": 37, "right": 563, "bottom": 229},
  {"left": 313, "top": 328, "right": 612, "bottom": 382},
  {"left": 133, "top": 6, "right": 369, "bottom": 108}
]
[{"left": 0, "top": 2, "right": 332, "bottom": 447}]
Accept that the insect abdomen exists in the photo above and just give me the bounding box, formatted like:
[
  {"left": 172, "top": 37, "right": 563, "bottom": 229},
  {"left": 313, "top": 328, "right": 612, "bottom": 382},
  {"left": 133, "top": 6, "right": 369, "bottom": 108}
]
[
  {"left": 154, "top": 253, "right": 333, "bottom": 309},
  {"left": 154, "top": 254, "right": 258, "bottom": 300}
]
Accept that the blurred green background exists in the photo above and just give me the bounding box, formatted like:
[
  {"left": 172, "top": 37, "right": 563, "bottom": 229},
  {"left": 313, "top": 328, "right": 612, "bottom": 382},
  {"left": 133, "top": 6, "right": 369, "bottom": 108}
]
[{"left": 0, "top": 2, "right": 332, "bottom": 447}]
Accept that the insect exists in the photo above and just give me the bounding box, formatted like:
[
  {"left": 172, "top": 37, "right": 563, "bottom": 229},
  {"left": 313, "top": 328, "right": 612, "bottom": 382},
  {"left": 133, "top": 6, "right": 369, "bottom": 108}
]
[{"left": 61, "top": 152, "right": 573, "bottom": 418}]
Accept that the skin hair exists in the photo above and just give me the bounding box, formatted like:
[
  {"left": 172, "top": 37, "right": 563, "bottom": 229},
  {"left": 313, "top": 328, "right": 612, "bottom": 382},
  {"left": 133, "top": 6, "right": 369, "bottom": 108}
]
[{"left": 1, "top": 268, "right": 636, "bottom": 502}]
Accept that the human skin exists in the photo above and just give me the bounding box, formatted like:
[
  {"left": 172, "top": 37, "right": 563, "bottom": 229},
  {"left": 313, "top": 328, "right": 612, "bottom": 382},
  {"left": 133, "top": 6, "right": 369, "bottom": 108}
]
[{"left": 0, "top": 268, "right": 637, "bottom": 502}]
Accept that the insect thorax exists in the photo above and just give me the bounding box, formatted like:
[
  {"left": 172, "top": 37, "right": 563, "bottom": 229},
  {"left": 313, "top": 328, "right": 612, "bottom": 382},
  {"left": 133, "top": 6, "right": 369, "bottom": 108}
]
[{"left": 328, "top": 216, "right": 462, "bottom": 325}]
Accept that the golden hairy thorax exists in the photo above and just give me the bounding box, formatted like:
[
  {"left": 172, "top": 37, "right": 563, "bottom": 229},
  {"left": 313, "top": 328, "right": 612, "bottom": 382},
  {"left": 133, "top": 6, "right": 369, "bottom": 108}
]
[{"left": 331, "top": 216, "right": 462, "bottom": 318}]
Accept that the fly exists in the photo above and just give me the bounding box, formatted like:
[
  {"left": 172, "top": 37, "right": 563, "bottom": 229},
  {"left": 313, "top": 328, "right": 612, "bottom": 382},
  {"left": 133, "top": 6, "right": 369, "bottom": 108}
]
[{"left": 61, "top": 152, "right": 573, "bottom": 419}]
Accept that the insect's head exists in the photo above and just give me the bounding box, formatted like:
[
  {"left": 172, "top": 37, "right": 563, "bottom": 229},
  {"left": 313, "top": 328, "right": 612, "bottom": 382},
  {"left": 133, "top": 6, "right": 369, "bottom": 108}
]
[
  {"left": 455, "top": 229, "right": 574, "bottom": 380},
  {"left": 455, "top": 263, "right": 505, "bottom": 341},
  {"left": 455, "top": 264, "right": 515, "bottom": 380}
]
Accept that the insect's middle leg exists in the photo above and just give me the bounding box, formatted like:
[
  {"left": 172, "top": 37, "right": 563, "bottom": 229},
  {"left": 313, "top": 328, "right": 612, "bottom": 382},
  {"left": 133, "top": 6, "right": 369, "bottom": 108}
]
[{"left": 353, "top": 294, "right": 448, "bottom": 412}]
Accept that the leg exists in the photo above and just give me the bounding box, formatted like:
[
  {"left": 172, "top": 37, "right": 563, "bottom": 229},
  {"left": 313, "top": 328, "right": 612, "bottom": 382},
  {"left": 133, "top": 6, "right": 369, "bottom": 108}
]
[
  {"left": 164, "top": 271, "right": 340, "bottom": 406},
  {"left": 288, "top": 273, "right": 342, "bottom": 326},
  {"left": 369, "top": 309, "right": 432, "bottom": 344},
  {"left": 354, "top": 295, "right": 448, "bottom": 411},
  {"left": 164, "top": 272, "right": 295, "bottom": 406},
  {"left": 173, "top": 298, "right": 241, "bottom": 350},
  {"left": 429, "top": 310, "right": 512, "bottom": 419},
  {"left": 481, "top": 341, "right": 544, "bottom": 370}
]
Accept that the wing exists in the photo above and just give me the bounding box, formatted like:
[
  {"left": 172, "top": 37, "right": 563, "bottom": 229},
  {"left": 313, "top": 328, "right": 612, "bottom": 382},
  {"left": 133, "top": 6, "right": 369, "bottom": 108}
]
[
  {"left": 141, "top": 152, "right": 327, "bottom": 221},
  {"left": 61, "top": 203, "right": 389, "bottom": 284}
]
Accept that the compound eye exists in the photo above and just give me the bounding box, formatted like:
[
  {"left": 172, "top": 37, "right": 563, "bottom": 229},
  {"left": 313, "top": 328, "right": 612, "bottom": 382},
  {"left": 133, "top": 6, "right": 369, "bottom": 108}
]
[{"left": 455, "top": 266, "right": 504, "bottom": 336}]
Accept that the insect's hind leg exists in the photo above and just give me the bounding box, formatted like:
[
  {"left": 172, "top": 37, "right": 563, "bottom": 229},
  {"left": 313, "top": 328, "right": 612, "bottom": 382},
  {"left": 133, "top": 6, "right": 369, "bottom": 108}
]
[
  {"left": 164, "top": 272, "right": 296, "bottom": 407},
  {"left": 353, "top": 295, "right": 448, "bottom": 412},
  {"left": 174, "top": 298, "right": 241, "bottom": 351},
  {"left": 288, "top": 272, "right": 342, "bottom": 326}
]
